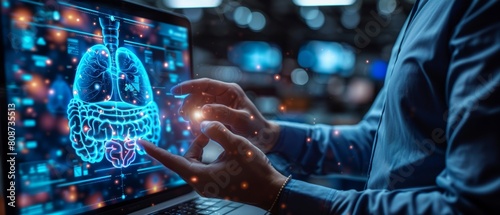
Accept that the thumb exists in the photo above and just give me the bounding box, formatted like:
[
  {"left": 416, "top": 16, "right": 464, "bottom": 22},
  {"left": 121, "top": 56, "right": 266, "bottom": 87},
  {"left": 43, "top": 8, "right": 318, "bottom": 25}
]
[
  {"left": 183, "top": 134, "right": 210, "bottom": 161},
  {"left": 200, "top": 121, "right": 239, "bottom": 151}
]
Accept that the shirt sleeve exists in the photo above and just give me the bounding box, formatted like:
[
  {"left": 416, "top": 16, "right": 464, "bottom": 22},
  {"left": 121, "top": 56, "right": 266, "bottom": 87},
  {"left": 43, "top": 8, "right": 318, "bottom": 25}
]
[
  {"left": 276, "top": 2, "right": 500, "bottom": 214},
  {"left": 270, "top": 86, "right": 385, "bottom": 175}
]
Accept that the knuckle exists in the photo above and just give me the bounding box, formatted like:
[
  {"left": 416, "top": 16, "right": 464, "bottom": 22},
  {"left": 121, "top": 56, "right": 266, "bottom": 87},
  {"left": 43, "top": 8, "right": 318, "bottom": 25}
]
[
  {"left": 235, "top": 111, "right": 250, "bottom": 124},
  {"left": 232, "top": 83, "right": 243, "bottom": 92},
  {"left": 203, "top": 121, "right": 220, "bottom": 131},
  {"left": 209, "top": 122, "right": 226, "bottom": 132}
]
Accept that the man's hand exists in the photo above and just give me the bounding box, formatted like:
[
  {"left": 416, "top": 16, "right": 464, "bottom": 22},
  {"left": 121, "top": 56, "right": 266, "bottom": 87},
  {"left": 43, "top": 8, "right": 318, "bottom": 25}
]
[
  {"left": 171, "top": 78, "right": 280, "bottom": 153},
  {"left": 138, "top": 121, "right": 287, "bottom": 210}
]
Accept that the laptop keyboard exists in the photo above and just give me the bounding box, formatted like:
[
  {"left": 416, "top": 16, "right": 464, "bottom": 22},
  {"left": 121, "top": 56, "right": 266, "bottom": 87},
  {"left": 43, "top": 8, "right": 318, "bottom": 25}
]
[{"left": 150, "top": 197, "right": 244, "bottom": 215}]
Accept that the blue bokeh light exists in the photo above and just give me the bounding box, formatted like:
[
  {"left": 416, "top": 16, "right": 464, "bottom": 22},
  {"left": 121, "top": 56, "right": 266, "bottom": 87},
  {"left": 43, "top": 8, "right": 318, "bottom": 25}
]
[
  {"left": 298, "top": 41, "right": 355, "bottom": 76},
  {"left": 371, "top": 59, "right": 388, "bottom": 81},
  {"left": 228, "top": 41, "right": 282, "bottom": 73}
]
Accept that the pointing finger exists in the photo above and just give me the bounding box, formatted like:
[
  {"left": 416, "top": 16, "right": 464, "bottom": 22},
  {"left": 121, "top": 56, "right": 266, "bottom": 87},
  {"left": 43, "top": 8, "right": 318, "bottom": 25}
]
[
  {"left": 138, "top": 140, "right": 193, "bottom": 175},
  {"left": 170, "top": 78, "right": 232, "bottom": 96},
  {"left": 201, "top": 104, "right": 250, "bottom": 128}
]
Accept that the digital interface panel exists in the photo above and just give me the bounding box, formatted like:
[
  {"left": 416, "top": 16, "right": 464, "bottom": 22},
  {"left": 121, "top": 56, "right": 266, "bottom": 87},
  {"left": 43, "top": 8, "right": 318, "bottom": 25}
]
[{"left": 2, "top": 0, "right": 192, "bottom": 214}]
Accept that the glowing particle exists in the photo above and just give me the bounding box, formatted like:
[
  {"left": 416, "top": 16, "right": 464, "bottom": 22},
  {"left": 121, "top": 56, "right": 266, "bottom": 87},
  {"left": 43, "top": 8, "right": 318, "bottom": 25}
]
[
  {"left": 193, "top": 110, "right": 203, "bottom": 120},
  {"left": 306, "top": 137, "right": 311, "bottom": 142},
  {"left": 349, "top": 145, "right": 353, "bottom": 150},
  {"left": 334, "top": 130, "right": 340, "bottom": 136},
  {"left": 274, "top": 75, "right": 280, "bottom": 81},
  {"left": 241, "top": 181, "right": 248, "bottom": 189}
]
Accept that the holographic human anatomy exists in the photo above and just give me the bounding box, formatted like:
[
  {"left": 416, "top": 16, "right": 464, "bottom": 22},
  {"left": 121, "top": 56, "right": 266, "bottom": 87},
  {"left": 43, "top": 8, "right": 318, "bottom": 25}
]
[{"left": 67, "top": 16, "right": 160, "bottom": 168}]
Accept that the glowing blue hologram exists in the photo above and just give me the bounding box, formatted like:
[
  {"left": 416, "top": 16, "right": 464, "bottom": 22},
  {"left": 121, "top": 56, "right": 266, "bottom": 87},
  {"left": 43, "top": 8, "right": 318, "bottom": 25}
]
[
  {"left": 67, "top": 16, "right": 161, "bottom": 168},
  {"left": 165, "top": 119, "right": 172, "bottom": 132},
  {"left": 32, "top": 55, "right": 49, "bottom": 67},
  {"left": 36, "top": 37, "right": 46, "bottom": 46},
  {"left": 105, "top": 139, "right": 137, "bottom": 168},
  {"left": 47, "top": 75, "right": 72, "bottom": 115},
  {"left": 167, "top": 145, "right": 179, "bottom": 155},
  {"left": 53, "top": 11, "right": 60, "bottom": 21},
  {"left": 22, "top": 33, "right": 35, "bottom": 50},
  {"left": 67, "top": 38, "right": 79, "bottom": 55}
]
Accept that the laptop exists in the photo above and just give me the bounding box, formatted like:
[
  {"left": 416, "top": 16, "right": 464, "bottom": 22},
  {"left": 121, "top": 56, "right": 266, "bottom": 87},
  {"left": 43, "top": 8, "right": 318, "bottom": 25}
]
[{"left": 0, "top": 0, "right": 267, "bottom": 214}]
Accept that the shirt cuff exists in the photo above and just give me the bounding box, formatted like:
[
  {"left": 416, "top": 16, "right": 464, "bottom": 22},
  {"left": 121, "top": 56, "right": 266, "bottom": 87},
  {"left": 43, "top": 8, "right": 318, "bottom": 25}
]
[
  {"left": 270, "top": 121, "right": 310, "bottom": 162},
  {"left": 276, "top": 179, "right": 337, "bottom": 215}
]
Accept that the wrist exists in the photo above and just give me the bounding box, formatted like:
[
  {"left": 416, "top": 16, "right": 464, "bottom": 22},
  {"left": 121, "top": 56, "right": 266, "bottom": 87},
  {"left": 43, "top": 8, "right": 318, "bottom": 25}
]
[
  {"left": 266, "top": 173, "right": 291, "bottom": 214},
  {"left": 262, "top": 121, "right": 281, "bottom": 153}
]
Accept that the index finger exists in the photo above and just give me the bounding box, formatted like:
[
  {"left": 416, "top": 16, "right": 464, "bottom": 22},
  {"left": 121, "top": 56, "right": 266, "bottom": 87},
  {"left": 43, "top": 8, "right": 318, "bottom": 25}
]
[
  {"left": 138, "top": 140, "right": 192, "bottom": 174},
  {"left": 170, "top": 78, "right": 231, "bottom": 96}
]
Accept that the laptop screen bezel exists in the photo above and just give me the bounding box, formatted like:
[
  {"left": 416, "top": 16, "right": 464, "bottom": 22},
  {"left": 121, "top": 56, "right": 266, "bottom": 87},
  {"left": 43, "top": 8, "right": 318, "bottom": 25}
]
[{"left": 0, "top": 0, "right": 195, "bottom": 214}]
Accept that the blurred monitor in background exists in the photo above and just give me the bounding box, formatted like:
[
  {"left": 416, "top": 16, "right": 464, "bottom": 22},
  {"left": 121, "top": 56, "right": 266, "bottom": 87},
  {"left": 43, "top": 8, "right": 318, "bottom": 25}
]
[{"left": 134, "top": 0, "right": 413, "bottom": 125}]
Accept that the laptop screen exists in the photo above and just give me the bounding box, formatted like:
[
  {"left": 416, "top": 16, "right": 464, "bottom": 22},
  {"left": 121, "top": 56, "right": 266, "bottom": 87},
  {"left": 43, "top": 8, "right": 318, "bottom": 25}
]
[{"left": 1, "top": 0, "right": 193, "bottom": 214}]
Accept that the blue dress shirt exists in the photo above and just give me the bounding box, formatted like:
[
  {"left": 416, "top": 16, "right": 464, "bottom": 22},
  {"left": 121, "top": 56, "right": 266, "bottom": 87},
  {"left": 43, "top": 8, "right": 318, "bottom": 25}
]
[{"left": 271, "top": 1, "right": 500, "bottom": 214}]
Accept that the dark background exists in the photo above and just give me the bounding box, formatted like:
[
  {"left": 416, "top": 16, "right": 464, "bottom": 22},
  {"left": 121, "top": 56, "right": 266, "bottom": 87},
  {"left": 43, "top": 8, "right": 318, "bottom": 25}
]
[{"left": 135, "top": 0, "right": 414, "bottom": 125}]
